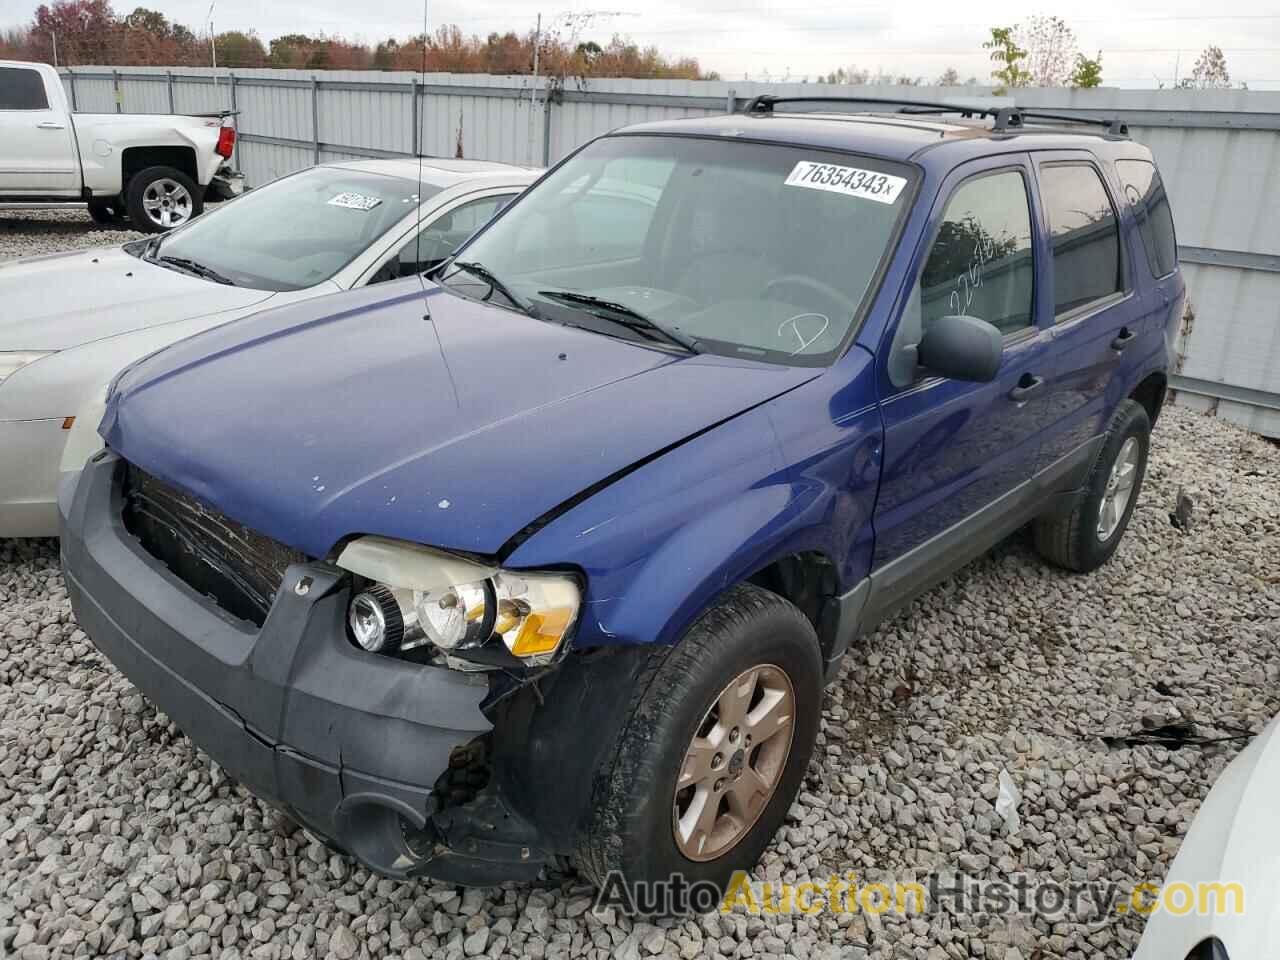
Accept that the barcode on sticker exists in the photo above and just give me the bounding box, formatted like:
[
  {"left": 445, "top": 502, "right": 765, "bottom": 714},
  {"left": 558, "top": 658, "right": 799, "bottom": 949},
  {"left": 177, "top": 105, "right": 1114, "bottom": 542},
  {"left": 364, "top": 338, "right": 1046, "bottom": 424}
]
[
  {"left": 328, "top": 192, "right": 383, "bottom": 211},
  {"left": 784, "top": 162, "right": 907, "bottom": 204}
]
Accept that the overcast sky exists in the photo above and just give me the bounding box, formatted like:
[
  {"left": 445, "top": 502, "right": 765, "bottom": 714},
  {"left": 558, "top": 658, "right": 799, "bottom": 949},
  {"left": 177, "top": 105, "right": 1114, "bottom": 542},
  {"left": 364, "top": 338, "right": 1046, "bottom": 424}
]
[{"left": 4, "top": 0, "right": 1279, "bottom": 88}]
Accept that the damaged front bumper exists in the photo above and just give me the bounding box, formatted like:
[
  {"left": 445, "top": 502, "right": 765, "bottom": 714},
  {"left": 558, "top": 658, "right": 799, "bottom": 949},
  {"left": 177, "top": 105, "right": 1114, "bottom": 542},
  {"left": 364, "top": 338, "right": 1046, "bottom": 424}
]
[{"left": 59, "top": 452, "right": 552, "bottom": 885}]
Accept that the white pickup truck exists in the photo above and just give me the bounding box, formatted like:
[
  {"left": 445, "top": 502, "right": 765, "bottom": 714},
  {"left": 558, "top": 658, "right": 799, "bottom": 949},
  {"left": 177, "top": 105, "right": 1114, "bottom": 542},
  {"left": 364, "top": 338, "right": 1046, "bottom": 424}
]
[{"left": 0, "top": 60, "right": 242, "bottom": 232}]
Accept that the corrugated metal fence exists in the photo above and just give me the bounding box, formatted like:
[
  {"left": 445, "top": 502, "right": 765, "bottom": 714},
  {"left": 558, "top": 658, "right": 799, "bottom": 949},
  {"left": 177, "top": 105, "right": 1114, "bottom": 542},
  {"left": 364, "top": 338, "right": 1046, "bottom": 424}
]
[{"left": 59, "top": 67, "right": 1280, "bottom": 436}]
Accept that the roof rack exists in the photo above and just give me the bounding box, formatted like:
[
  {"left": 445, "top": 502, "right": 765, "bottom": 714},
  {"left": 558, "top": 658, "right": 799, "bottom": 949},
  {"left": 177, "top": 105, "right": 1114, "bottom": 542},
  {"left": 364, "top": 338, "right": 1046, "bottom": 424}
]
[{"left": 741, "top": 95, "right": 1128, "bottom": 137}]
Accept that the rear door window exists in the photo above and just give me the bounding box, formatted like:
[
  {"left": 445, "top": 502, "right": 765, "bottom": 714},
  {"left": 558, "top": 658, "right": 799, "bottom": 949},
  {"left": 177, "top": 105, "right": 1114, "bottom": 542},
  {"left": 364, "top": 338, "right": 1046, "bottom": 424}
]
[
  {"left": 1039, "top": 163, "right": 1123, "bottom": 317},
  {"left": 0, "top": 67, "right": 50, "bottom": 110},
  {"left": 1115, "top": 159, "right": 1178, "bottom": 278}
]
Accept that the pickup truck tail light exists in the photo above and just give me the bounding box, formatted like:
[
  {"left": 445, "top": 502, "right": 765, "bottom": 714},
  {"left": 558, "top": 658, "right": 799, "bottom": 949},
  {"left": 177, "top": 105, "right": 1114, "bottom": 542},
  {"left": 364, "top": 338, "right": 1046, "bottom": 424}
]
[{"left": 216, "top": 125, "right": 236, "bottom": 159}]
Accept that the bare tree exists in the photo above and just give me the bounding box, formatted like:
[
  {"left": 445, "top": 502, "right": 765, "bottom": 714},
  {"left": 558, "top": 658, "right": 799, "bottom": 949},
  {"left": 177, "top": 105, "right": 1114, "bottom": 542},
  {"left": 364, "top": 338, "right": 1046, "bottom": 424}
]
[
  {"left": 1183, "top": 45, "right": 1232, "bottom": 89},
  {"left": 936, "top": 66, "right": 960, "bottom": 86},
  {"left": 1015, "top": 16, "right": 1078, "bottom": 87}
]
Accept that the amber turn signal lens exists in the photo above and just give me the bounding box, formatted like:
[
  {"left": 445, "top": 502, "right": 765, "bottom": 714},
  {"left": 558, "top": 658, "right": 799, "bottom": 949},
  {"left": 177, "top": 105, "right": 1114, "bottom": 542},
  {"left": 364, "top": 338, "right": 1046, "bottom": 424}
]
[{"left": 508, "top": 607, "right": 574, "bottom": 658}]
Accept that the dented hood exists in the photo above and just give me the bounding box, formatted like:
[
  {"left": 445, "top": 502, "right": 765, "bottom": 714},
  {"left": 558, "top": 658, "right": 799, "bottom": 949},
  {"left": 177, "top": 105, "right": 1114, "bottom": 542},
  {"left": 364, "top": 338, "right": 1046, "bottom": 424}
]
[
  {"left": 103, "top": 280, "right": 817, "bottom": 557},
  {"left": 0, "top": 245, "right": 274, "bottom": 351}
]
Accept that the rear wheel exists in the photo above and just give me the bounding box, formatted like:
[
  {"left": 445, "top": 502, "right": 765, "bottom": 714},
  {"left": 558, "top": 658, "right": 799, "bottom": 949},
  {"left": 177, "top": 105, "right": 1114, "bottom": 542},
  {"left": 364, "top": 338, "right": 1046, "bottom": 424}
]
[
  {"left": 577, "top": 584, "right": 822, "bottom": 909},
  {"left": 1034, "top": 399, "right": 1151, "bottom": 572},
  {"left": 125, "top": 165, "right": 202, "bottom": 233}
]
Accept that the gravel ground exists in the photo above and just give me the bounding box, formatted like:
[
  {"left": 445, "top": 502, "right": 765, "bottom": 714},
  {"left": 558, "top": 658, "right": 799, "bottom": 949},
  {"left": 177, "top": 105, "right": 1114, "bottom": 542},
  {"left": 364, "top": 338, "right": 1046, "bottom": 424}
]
[
  {"left": 1, "top": 218, "right": 1278, "bottom": 960},
  {"left": 1, "top": 208, "right": 145, "bottom": 258}
]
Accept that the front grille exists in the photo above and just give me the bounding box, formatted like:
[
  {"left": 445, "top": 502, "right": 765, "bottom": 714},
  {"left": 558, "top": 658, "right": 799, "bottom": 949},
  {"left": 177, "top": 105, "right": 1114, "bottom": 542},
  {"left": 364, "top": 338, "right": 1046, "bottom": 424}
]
[{"left": 122, "top": 464, "right": 308, "bottom": 626}]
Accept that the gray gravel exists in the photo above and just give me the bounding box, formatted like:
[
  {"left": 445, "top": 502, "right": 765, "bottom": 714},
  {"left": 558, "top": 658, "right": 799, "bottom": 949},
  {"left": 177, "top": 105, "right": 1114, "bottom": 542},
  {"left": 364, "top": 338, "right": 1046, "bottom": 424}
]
[
  {"left": 1, "top": 218, "right": 1278, "bottom": 959},
  {"left": 0, "top": 208, "right": 145, "bottom": 259}
]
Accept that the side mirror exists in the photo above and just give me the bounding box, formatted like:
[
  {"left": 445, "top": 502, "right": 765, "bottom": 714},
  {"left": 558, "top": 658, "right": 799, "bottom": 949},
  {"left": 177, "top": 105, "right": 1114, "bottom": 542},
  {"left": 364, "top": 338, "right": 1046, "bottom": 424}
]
[{"left": 916, "top": 315, "right": 1003, "bottom": 383}]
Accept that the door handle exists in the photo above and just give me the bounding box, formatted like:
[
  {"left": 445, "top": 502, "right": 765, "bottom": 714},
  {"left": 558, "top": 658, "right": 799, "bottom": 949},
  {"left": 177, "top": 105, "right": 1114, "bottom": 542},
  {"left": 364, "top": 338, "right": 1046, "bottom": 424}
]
[
  {"left": 36, "top": 121, "right": 66, "bottom": 130},
  {"left": 1008, "top": 374, "right": 1045, "bottom": 403},
  {"left": 1111, "top": 327, "right": 1137, "bottom": 351}
]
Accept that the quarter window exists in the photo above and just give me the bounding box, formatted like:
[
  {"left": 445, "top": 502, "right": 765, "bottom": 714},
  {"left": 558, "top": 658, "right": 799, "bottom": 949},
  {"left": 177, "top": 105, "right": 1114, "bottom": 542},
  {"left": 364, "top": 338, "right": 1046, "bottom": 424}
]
[
  {"left": 1115, "top": 159, "right": 1178, "bottom": 278},
  {"left": 1040, "top": 163, "right": 1123, "bottom": 316},
  {"left": 0, "top": 67, "right": 50, "bottom": 110}
]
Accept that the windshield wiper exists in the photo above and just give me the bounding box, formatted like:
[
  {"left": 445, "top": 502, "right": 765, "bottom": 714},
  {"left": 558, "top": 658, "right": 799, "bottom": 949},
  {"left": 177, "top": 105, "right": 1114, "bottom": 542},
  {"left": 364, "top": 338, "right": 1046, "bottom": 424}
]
[
  {"left": 447, "top": 261, "right": 538, "bottom": 316},
  {"left": 158, "top": 255, "right": 236, "bottom": 286},
  {"left": 538, "top": 290, "right": 700, "bottom": 353}
]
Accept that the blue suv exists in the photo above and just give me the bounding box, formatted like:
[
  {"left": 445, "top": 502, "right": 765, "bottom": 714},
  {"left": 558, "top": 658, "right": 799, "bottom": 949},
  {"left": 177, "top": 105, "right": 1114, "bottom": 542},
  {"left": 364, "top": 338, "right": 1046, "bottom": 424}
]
[{"left": 60, "top": 97, "right": 1183, "bottom": 896}]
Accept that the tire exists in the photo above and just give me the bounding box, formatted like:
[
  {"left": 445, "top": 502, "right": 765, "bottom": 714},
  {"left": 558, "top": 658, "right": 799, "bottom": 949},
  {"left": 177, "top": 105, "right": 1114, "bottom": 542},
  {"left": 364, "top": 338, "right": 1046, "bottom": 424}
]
[
  {"left": 1034, "top": 398, "right": 1151, "bottom": 573},
  {"left": 87, "top": 200, "right": 124, "bottom": 225},
  {"left": 576, "top": 583, "right": 823, "bottom": 909},
  {"left": 124, "top": 165, "right": 203, "bottom": 233}
]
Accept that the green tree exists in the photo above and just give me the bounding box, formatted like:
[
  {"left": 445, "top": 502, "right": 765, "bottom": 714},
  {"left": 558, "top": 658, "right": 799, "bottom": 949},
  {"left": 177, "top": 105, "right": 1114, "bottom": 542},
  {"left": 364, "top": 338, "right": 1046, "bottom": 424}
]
[
  {"left": 214, "top": 30, "right": 266, "bottom": 67},
  {"left": 983, "top": 26, "right": 1030, "bottom": 93},
  {"left": 123, "top": 6, "right": 168, "bottom": 34},
  {"left": 1070, "top": 51, "right": 1103, "bottom": 88},
  {"left": 372, "top": 38, "right": 399, "bottom": 69}
]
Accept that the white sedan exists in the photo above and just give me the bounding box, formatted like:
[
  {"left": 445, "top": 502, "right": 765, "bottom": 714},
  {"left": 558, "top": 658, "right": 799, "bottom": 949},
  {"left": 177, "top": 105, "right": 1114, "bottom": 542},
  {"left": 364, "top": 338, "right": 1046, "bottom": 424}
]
[
  {"left": 1132, "top": 715, "right": 1278, "bottom": 960},
  {"left": 0, "top": 158, "right": 538, "bottom": 537}
]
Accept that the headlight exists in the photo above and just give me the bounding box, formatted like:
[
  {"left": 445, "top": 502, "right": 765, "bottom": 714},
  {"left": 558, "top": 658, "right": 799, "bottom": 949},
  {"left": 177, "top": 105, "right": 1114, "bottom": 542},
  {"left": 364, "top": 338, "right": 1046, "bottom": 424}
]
[
  {"left": 0, "top": 351, "right": 53, "bottom": 385},
  {"left": 336, "top": 536, "right": 581, "bottom": 666}
]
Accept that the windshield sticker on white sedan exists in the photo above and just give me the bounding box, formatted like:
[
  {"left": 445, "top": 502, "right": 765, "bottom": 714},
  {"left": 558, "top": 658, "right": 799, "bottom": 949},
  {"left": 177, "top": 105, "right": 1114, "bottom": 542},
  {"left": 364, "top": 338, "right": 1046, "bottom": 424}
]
[
  {"left": 327, "top": 192, "right": 384, "bottom": 211},
  {"left": 784, "top": 162, "right": 907, "bottom": 205}
]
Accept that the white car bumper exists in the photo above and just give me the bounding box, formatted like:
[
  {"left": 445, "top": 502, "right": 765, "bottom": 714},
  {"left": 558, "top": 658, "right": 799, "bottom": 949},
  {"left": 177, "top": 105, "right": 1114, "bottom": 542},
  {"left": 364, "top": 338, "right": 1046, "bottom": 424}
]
[{"left": 0, "top": 418, "right": 70, "bottom": 537}]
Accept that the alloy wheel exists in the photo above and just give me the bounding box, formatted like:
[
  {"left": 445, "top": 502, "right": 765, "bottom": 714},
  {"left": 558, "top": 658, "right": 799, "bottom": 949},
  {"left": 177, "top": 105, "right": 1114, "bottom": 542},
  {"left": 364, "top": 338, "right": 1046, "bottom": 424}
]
[
  {"left": 672, "top": 663, "right": 795, "bottom": 861},
  {"left": 1097, "top": 436, "right": 1140, "bottom": 542},
  {"left": 142, "top": 178, "right": 193, "bottom": 229}
]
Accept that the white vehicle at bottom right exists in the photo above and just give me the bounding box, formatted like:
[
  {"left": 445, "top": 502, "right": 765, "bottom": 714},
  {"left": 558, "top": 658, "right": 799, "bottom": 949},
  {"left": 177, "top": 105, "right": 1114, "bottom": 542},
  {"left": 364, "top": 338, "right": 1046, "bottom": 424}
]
[{"left": 1132, "top": 715, "right": 1279, "bottom": 960}]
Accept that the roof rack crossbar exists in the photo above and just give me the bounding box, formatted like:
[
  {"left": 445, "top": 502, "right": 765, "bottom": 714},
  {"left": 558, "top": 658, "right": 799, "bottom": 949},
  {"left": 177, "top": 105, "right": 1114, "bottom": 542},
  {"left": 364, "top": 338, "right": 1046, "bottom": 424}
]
[
  {"left": 743, "top": 94, "right": 998, "bottom": 119},
  {"left": 743, "top": 94, "right": 1129, "bottom": 138},
  {"left": 1013, "top": 109, "right": 1129, "bottom": 136}
]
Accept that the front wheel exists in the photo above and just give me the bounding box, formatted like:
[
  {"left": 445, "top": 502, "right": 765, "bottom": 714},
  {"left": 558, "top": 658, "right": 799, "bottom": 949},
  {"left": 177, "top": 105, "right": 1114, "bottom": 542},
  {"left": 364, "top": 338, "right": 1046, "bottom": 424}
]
[
  {"left": 1034, "top": 398, "right": 1151, "bottom": 573},
  {"left": 576, "top": 584, "right": 822, "bottom": 908},
  {"left": 125, "top": 166, "right": 203, "bottom": 233}
]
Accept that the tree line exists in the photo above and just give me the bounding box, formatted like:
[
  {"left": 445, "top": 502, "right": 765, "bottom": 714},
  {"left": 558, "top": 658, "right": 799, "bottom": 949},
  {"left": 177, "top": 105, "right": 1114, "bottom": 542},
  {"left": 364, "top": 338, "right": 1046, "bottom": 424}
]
[
  {"left": 0, "top": 1, "right": 714, "bottom": 78},
  {"left": 0, "top": 2, "right": 1246, "bottom": 90}
]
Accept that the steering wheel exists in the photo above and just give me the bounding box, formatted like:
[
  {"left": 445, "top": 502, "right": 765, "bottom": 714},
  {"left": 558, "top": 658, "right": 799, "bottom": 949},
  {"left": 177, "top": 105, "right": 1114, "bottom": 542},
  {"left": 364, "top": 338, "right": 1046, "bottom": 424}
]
[{"left": 763, "top": 274, "right": 859, "bottom": 317}]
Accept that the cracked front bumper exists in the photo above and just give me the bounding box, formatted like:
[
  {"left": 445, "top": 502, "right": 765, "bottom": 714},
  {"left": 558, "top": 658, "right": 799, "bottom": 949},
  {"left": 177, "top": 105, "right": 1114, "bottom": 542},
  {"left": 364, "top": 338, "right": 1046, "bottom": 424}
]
[{"left": 59, "top": 453, "right": 550, "bottom": 885}]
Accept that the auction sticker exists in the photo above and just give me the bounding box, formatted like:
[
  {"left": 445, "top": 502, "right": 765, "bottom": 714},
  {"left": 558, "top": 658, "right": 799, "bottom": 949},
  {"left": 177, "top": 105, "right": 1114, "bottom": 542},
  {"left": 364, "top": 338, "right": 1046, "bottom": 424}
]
[
  {"left": 784, "top": 161, "right": 907, "bottom": 205},
  {"left": 328, "top": 192, "right": 384, "bottom": 211}
]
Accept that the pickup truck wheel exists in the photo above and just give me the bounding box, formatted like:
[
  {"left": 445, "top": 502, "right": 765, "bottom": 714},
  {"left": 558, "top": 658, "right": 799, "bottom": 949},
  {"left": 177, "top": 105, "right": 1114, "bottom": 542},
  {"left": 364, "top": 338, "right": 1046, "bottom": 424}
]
[
  {"left": 87, "top": 200, "right": 124, "bottom": 225},
  {"left": 1034, "top": 399, "right": 1151, "bottom": 573},
  {"left": 577, "top": 584, "right": 822, "bottom": 908},
  {"left": 125, "top": 166, "right": 202, "bottom": 233}
]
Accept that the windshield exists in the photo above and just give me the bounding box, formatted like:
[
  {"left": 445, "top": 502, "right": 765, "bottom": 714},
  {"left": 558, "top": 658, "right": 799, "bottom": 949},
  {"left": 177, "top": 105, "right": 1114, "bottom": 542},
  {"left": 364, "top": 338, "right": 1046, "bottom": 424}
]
[
  {"left": 443, "top": 135, "right": 913, "bottom": 364},
  {"left": 149, "top": 167, "right": 440, "bottom": 291}
]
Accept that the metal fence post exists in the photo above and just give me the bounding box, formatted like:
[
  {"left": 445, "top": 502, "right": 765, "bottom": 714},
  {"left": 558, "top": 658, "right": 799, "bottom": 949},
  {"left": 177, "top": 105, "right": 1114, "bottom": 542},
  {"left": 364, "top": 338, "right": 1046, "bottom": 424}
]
[
  {"left": 311, "top": 76, "right": 321, "bottom": 164},
  {"left": 541, "top": 93, "right": 552, "bottom": 167},
  {"left": 411, "top": 77, "right": 420, "bottom": 157},
  {"left": 112, "top": 69, "right": 122, "bottom": 113},
  {"left": 229, "top": 73, "right": 240, "bottom": 168},
  {"left": 166, "top": 70, "right": 175, "bottom": 113},
  {"left": 67, "top": 69, "right": 77, "bottom": 111}
]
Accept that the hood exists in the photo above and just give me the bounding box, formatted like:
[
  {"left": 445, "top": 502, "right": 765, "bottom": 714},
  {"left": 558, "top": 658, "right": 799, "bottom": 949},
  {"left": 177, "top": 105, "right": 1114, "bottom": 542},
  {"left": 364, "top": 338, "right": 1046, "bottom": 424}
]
[
  {"left": 0, "top": 245, "right": 273, "bottom": 351},
  {"left": 103, "top": 280, "right": 819, "bottom": 557}
]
